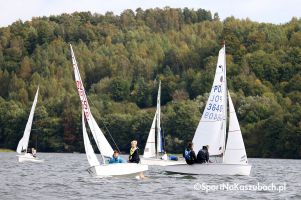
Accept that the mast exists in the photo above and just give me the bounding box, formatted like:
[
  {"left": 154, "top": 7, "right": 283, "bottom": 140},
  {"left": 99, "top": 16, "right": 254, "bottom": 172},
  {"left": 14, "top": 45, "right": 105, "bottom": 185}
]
[
  {"left": 222, "top": 42, "right": 227, "bottom": 163},
  {"left": 156, "top": 80, "right": 162, "bottom": 157}
]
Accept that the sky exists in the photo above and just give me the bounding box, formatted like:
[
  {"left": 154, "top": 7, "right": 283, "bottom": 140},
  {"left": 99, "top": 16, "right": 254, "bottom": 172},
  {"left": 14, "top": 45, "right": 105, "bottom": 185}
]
[{"left": 0, "top": 0, "right": 300, "bottom": 27}]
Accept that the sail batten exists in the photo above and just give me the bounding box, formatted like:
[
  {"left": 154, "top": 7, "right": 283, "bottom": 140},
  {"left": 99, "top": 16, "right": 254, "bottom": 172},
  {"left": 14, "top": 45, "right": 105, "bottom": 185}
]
[
  {"left": 70, "top": 44, "right": 113, "bottom": 158},
  {"left": 16, "top": 87, "right": 39, "bottom": 154}
]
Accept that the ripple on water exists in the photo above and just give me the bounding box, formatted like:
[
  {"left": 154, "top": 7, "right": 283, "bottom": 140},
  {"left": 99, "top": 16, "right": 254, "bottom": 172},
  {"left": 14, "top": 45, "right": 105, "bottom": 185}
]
[{"left": 0, "top": 153, "right": 300, "bottom": 200}]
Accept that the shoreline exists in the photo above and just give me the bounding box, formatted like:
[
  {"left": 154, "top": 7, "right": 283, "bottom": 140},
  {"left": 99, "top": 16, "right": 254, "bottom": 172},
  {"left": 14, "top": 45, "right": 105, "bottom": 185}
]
[
  {"left": 0, "top": 150, "right": 300, "bottom": 160},
  {"left": 0, "top": 148, "right": 14, "bottom": 152}
]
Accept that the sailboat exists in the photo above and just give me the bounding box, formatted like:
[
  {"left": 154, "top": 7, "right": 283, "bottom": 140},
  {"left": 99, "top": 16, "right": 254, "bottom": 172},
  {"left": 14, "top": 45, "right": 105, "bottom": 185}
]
[
  {"left": 165, "top": 45, "right": 252, "bottom": 176},
  {"left": 70, "top": 44, "right": 148, "bottom": 177},
  {"left": 141, "top": 81, "right": 185, "bottom": 166},
  {"left": 16, "top": 87, "right": 43, "bottom": 163}
]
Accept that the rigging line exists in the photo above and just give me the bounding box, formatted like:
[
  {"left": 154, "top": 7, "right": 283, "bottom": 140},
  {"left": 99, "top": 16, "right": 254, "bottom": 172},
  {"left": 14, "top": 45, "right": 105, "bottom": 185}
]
[{"left": 86, "top": 94, "right": 121, "bottom": 153}]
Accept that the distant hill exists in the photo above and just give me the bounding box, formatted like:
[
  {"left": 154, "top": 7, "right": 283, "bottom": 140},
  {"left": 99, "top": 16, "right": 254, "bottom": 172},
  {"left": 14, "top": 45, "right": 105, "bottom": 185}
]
[{"left": 0, "top": 8, "right": 300, "bottom": 158}]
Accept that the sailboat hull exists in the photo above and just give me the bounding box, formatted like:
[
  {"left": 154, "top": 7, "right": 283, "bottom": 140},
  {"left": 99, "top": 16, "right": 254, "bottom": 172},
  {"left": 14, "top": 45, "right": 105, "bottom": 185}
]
[
  {"left": 141, "top": 158, "right": 186, "bottom": 166},
  {"left": 87, "top": 163, "right": 148, "bottom": 177},
  {"left": 17, "top": 154, "right": 44, "bottom": 163},
  {"left": 165, "top": 163, "right": 251, "bottom": 176}
]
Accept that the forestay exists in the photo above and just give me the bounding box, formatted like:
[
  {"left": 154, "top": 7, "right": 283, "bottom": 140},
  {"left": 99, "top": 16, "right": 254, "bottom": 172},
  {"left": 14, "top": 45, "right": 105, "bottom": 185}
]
[
  {"left": 192, "top": 46, "right": 227, "bottom": 155},
  {"left": 70, "top": 44, "right": 113, "bottom": 158},
  {"left": 224, "top": 93, "right": 248, "bottom": 164},
  {"left": 16, "top": 87, "right": 39, "bottom": 154}
]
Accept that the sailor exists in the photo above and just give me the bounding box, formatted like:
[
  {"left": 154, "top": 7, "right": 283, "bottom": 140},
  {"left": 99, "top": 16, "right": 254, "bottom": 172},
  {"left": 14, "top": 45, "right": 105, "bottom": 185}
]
[
  {"left": 204, "top": 145, "right": 212, "bottom": 163},
  {"left": 197, "top": 145, "right": 210, "bottom": 163},
  {"left": 161, "top": 151, "right": 168, "bottom": 160},
  {"left": 109, "top": 150, "right": 124, "bottom": 164},
  {"left": 128, "top": 140, "right": 140, "bottom": 163},
  {"left": 183, "top": 142, "right": 197, "bottom": 165},
  {"left": 31, "top": 148, "right": 37, "bottom": 158}
]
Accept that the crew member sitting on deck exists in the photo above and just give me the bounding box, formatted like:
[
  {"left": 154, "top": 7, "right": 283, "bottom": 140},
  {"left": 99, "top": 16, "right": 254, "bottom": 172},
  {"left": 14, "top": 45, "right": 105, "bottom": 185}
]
[
  {"left": 183, "top": 142, "right": 197, "bottom": 165},
  {"left": 197, "top": 145, "right": 210, "bottom": 163},
  {"left": 128, "top": 140, "right": 140, "bottom": 163},
  {"left": 161, "top": 151, "right": 168, "bottom": 160},
  {"left": 109, "top": 150, "right": 124, "bottom": 164}
]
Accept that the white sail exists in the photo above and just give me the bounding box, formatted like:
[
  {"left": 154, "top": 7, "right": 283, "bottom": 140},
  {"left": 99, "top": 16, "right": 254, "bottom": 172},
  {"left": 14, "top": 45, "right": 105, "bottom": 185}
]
[
  {"left": 16, "top": 87, "right": 39, "bottom": 154},
  {"left": 70, "top": 44, "right": 113, "bottom": 158},
  {"left": 224, "top": 93, "right": 248, "bottom": 164},
  {"left": 193, "top": 46, "right": 227, "bottom": 155},
  {"left": 143, "top": 112, "right": 157, "bottom": 158},
  {"left": 156, "top": 80, "right": 163, "bottom": 153},
  {"left": 82, "top": 111, "right": 101, "bottom": 167},
  {"left": 89, "top": 114, "right": 114, "bottom": 158}
]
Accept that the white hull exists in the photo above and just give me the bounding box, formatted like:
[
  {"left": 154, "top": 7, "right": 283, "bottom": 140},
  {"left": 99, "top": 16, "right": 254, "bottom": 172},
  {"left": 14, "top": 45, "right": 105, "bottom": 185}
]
[
  {"left": 17, "top": 154, "right": 44, "bottom": 163},
  {"left": 165, "top": 163, "right": 251, "bottom": 176},
  {"left": 87, "top": 163, "right": 148, "bottom": 177},
  {"left": 141, "top": 158, "right": 186, "bottom": 166}
]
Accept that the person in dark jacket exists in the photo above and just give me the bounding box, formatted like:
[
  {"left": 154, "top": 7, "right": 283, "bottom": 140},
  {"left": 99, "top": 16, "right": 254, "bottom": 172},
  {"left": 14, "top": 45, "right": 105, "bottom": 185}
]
[
  {"left": 183, "top": 142, "right": 197, "bottom": 165},
  {"left": 129, "top": 140, "right": 140, "bottom": 163},
  {"left": 197, "top": 145, "right": 210, "bottom": 163},
  {"left": 109, "top": 150, "right": 124, "bottom": 164}
]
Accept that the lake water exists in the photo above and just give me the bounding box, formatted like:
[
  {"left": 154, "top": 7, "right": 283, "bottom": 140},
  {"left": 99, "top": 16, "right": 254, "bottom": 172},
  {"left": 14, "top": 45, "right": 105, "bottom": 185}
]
[{"left": 0, "top": 152, "right": 300, "bottom": 200}]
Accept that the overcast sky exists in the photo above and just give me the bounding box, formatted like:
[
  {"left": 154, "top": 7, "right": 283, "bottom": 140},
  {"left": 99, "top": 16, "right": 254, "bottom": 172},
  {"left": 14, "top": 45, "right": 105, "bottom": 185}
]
[{"left": 0, "top": 0, "right": 300, "bottom": 27}]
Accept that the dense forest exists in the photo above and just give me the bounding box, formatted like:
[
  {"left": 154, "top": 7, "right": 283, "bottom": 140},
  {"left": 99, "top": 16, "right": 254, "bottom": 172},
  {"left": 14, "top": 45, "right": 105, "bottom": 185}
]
[{"left": 0, "top": 8, "right": 300, "bottom": 158}]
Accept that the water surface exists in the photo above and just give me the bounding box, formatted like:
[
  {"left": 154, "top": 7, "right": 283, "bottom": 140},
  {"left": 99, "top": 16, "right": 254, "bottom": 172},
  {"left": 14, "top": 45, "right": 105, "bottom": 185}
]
[{"left": 0, "top": 153, "right": 300, "bottom": 200}]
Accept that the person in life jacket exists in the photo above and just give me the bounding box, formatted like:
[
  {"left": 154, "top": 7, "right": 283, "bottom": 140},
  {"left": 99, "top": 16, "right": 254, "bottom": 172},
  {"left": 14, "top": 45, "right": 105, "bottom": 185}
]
[
  {"left": 183, "top": 142, "right": 197, "bottom": 165},
  {"left": 197, "top": 145, "right": 210, "bottom": 163},
  {"left": 161, "top": 151, "right": 168, "bottom": 160},
  {"left": 109, "top": 150, "right": 125, "bottom": 164},
  {"left": 128, "top": 140, "right": 140, "bottom": 163}
]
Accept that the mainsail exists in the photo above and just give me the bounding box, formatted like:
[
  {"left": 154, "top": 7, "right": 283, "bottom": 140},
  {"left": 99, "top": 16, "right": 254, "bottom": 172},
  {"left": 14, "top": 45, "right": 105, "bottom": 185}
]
[
  {"left": 193, "top": 46, "right": 227, "bottom": 155},
  {"left": 70, "top": 44, "right": 113, "bottom": 158},
  {"left": 16, "top": 87, "right": 39, "bottom": 154},
  {"left": 224, "top": 93, "right": 248, "bottom": 164},
  {"left": 82, "top": 110, "right": 101, "bottom": 167}
]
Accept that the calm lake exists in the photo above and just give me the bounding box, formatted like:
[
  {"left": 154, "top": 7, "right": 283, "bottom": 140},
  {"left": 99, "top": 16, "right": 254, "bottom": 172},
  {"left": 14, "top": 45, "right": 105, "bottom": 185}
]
[{"left": 0, "top": 152, "right": 300, "bottom": 200}]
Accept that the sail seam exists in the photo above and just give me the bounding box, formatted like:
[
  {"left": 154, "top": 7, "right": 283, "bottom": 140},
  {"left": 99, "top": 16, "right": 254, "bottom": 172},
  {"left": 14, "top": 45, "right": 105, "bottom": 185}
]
[{"left": 228, "top": 130, "right": 241, "bottom": 132}]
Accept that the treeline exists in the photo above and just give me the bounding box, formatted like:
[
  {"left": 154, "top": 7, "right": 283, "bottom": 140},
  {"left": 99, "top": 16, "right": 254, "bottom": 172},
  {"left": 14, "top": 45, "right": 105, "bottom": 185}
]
[{"left": 0, "top": 8, "right": 300, "bottom": 158}]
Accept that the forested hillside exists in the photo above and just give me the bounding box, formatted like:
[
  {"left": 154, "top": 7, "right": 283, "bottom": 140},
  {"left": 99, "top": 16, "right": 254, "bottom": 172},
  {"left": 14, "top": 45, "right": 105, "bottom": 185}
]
[{"left": 0, "top": 8, "right": 300, "bottom": 158}]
